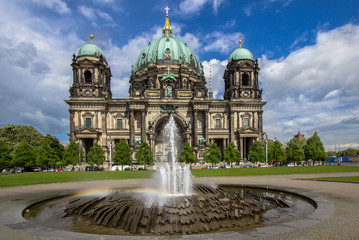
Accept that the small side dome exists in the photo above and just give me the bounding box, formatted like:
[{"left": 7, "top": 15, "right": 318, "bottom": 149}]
[
  {"left": 77, "top": 34, "right": 106, "bottom": 59},
  {"left": 228, "top": 40, "right": 254, "bottom": 62}
]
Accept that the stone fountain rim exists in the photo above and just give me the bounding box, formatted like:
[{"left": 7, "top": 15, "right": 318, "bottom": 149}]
[{"left": 0, "top": 184, "right": 333, "bottom": 240}]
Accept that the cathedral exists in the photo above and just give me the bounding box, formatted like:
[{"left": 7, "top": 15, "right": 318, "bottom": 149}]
[{"left": 65, "top": 9, "right": 266, "bottom": 166}]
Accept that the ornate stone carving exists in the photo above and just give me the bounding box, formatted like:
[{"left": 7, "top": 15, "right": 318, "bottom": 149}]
[
  {"left": 135, "top": 137, "right": 141, "bottom": 146},
  {"left": 160, "top": 104, "right": 178, "bottom": 114},
  {"left": 148, "top": 121, "right": 154, "bottom": 129},
  {"left": 198, "top": 137, "right": 206, "bottom": 147}
]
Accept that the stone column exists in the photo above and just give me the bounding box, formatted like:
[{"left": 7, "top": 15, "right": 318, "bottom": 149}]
[
  {"left": 222, "top": 138, "right": 226, "bottom": 160},
  {"left": 258, "top": 111, "right": 263, "bottom": 133},
  {"left": 101, "top": 111, "right": 107, "bottom": 133},
  {"left": 95, "top": 111, "right": 98, "bottom": 129},
  {"left": 204, "top": 110, "right": 209, "bottom": 146},
  {"left": 193, "top": 109, "right": 198, "bottom": 147},
  {"left": 129, "top": 110, "right": 135, "bottom": 147},
  {"left": 141, "top": 110, "right": 146, "bottom": 143},
  {"left": 78, "top": 111, "right": 81, "bottom": 128},
  {"left": 69, "top": 110, "right": 75, "bottom": 142},
  {"left": 230, "top": 111, "right": 235, "bottom": 143},
  {"left": 240, "top": 137, "right": 243, "bottom": 161},
  {"left": 149, "top": 134, "right": 155, "bottom": 161},
  {"left": 78, "top": 138, "right": 83, "bottom": 165}
]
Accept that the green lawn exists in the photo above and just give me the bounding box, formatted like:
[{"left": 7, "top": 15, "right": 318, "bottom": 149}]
[
  {"left": 1, "top": 166, "right": 359, "bottom": 187},
  {"left": 191, "top": 165, "right": 359, "bottom": 177},
  {"left": 307, "top": 176, "right": 359, "bottom": 183},
  {"left": 0, "top": 171, "right": 152, "bottom": 187}
]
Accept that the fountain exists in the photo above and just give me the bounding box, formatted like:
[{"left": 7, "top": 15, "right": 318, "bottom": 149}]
[
  {"left": 23, "top": 116, "right": 316, "bottom": 236},
  {"left": 155, "top": 116, "right": 192, "bottom": 196}
]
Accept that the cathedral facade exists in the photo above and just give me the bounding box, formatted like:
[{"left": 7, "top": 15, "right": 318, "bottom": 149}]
[{"left": 65, "top": 10, "right": 266, "bottom": 166}]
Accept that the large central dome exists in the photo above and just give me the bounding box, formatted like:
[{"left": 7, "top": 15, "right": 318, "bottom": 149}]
[
  {"left": 133, "top": 36, "right": 201, "bottom": 72},
  {"left": 132, "top": 9, "right": 201, "bottom": 74}
]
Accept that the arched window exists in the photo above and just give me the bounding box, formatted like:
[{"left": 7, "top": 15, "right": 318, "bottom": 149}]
[
  {"left": 84, "top": 70, "right": 92, "bottom": 83},
  {"left": 242, "top": 73, "right": 250, "bottom": 86}
]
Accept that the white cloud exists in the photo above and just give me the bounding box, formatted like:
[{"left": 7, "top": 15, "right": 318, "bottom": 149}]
[
  {"left": 177, "top": 32, "right": 202, "bottom": 52},
  {"left": 98, "top": 11, "right": 113, "bottom": 22},
  {"left": 323, "top": 89, "right": 343, "bottom": 100},
  {"left": 32, "top": 0, "right": 70, "bottom": 14},
  {"left": 78, "top": 5, "right": 97, "bottom": 20},
  {"left": 202, "top": 59, "right": 227, "bottom": 99},
  {"left": 203, "top": 31, "right": 243, "bottom": 54},
  {"left": 78, "top": 5, "right": 113, "bottom": 22},
  {"left": 104, "top": 27, "right": 162, "bottom": 98},
  {"left": 0, "top": 1, "right": 78, "bottom": 136},
  {"left": 244, "top": 6, "right": 252, "bottom": 17},
  {"left": 260, "top": 24, "right": 359, "bottom": 149},
  {"left": 179, "top": 0, "right": 208, "bottom": 14},
  {"left": 178, "top": 0, "right": 224, "bottom": 15},
  {"left": 212, "top": 0, "right": 224, "bottom": 14}
]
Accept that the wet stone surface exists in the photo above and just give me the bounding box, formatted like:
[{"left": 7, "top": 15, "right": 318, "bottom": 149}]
[{"left": 24, "top": 185, "right": 314, "bottom": 236}]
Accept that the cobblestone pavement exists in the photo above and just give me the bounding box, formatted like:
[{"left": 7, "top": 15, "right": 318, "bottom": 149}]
[{"left": 0, "top": 172, "right": 359, "bottom": 240}]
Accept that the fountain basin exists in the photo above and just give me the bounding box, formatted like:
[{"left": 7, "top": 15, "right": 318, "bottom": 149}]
[{"left": 23, "top": 184, "right": 316, "bottom": 236}]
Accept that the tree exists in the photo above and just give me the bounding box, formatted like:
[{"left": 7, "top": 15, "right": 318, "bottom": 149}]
[
  {"left": 0, "top": 140, "right": 12, "bottom": 169},
  {"left": 63, "top": 141, "right": 83, "bottom": 167},
  {"left": 269, "top": 140, "right": 286, "bottom": 162},
  {"left": 135, "top": 142, "right": 154, "bottom": 167},
  {"left": 114, "top": 140, "right": 132, "bottom": 170},
  {"left": 12, "top": 140, "right": 36, "bottom": 168},
  {"left": 286, "top": 138, "right": 305, "bottom": 163},
  {"left": 224, "top": 142, "right": 240, "bottom": 167},
  {"left": 338, "top": 148, "right": 359, "bottom": 157},
  {"left": 87, "top": 142, "right": 105, "bottom": 166},
  {"left": 36, "top": 141, "right": 59, "bottom": 168},
  {"left": 179, "top": 142, "right": 197, "bottom": 168},
  {"left": 326, "top": 151, "right": 337, "bottom": 158},
  {"left": 304, "top": 131, "right": 326, "bottom": 161},
  {"left": 297, "top": 137, "right": 307, "bottom": 148},
  {"left": 204, "top": 142, "right": 221, "bottom": 167},
  {"left": 44, "top": 134, "right": 65, "bottom": 161},
  {"left": 248, "top": 141, "right": 265, "bottom": 163},
  {"left": 0, "top": 125, "right": 44, "bottom": 151}
]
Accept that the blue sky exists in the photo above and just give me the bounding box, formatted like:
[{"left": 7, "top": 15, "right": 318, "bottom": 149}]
[{"left": 0, "top": 0, "right": 358, "bottom": 151}]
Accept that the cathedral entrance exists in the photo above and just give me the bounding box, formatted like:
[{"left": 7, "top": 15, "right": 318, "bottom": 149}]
[
  {"left": 83, "top": 138, "right": 94, "bottom": 162},
  {"left": 154, "top": 116, "right": 186, "bottom": 163}
]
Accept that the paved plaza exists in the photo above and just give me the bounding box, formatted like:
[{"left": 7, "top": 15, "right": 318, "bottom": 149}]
[{"left": 0, "top": 172, "right": 359, "bottom": 239}]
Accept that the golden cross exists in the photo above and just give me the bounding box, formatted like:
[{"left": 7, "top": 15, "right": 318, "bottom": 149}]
[
  {"left": 165, "top": 6, "right": 170, "bottom": 15},
  {"left": 167, "top": 66, "right": 171, "bottom": 75}
]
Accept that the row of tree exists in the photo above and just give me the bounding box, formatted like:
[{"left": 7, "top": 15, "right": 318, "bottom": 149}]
[
  {"left": 0, "top": 125, "right": 66, "bottom": 170},
  {"left": 261, "top": 131, "right": 326, "bottom": 163},
  {"left": 1, "top": 124, "right": 355, "bottom": 170},
  {"left": 327, "top": 148, "right": 359, "bottom": 157}
]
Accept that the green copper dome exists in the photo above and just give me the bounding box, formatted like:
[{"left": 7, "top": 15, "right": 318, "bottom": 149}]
[
  {"left": 77, "top": 35, "right": 106, "bottom": 59},
  {"left": 133, "top": 11, "right": 202, "bottom": 73},
  {"left": 228, "top": 41, "right": 254, "bottom": 62},
  {"left": 133, "top": 36, "right": 201, "bottom": 72}
]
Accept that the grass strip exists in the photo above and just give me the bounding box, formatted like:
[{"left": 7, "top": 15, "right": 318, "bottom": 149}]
[
  {"left": 305, "top": 176, "right": 359, "bottom": 183},
  {"left": 191, "top": 166, "right": 359, "bottom": 177},
  {"left": 1, "top": 166, "right": 359, "bottom": 187},
  {"left": 0, "top": 171, "right": 152, "bottom": 188}
]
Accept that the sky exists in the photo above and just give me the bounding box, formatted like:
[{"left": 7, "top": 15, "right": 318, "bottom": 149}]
[{"left": 0, "top": 0, "right": 358, "bottom": 151}]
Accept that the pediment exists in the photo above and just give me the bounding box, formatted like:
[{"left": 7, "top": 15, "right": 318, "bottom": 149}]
[
  {"left": 238, "top": 127, "right": 258, "bottom": 134},
  {"left": 239, "top": 62, "right": 254, "bottom": 68},
  {"left": 79, "top": 127, "right": 98, "bottom": 134},
  {"left": 77, "top": 59, "right": 96, "bottom": 65}
]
